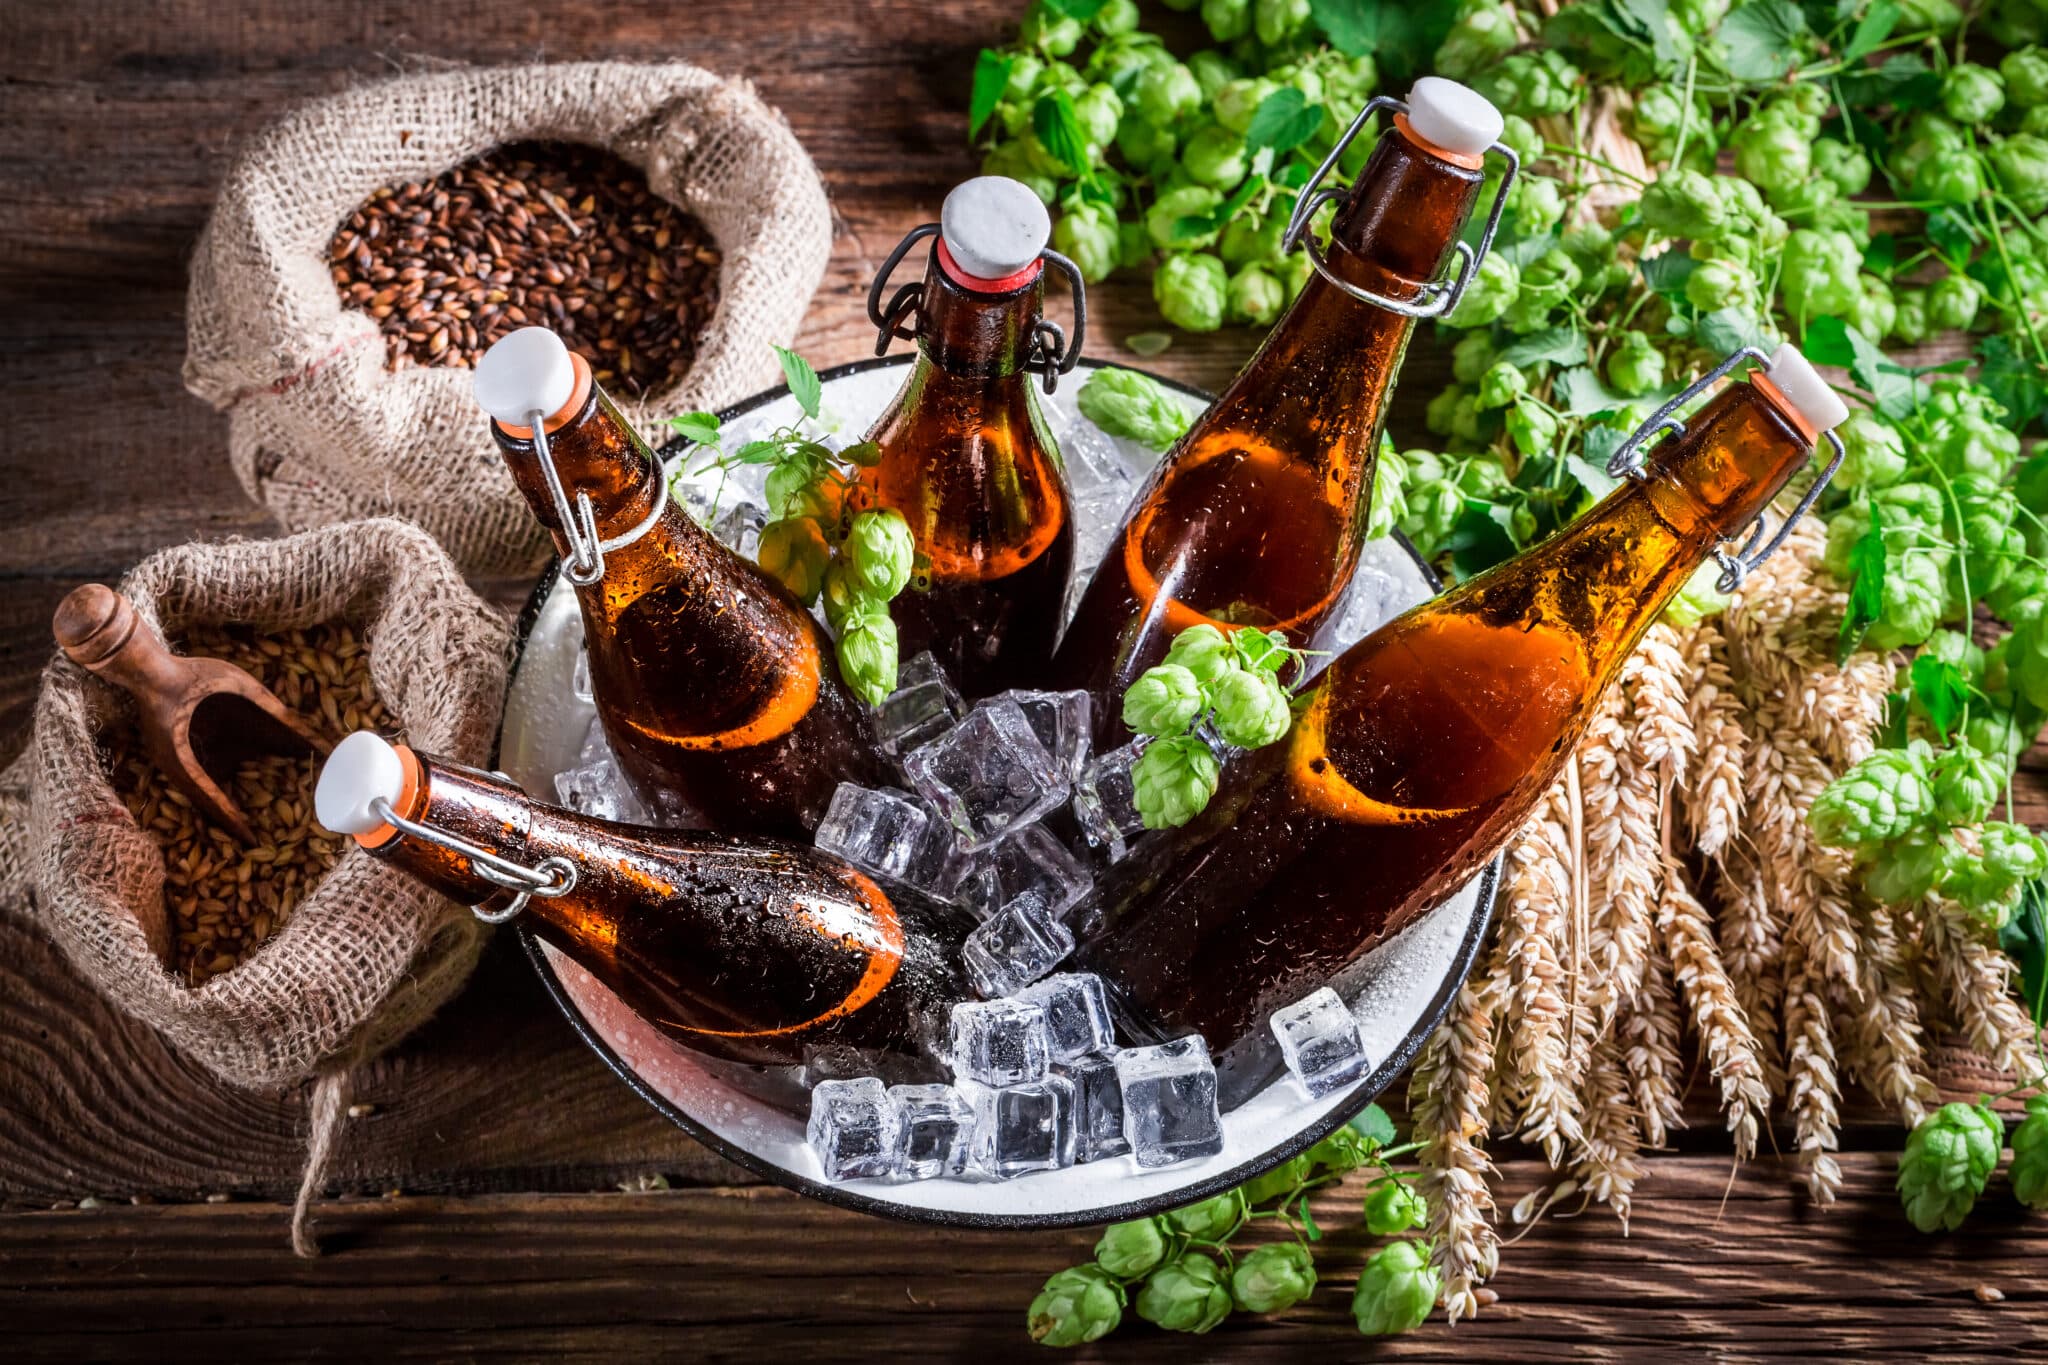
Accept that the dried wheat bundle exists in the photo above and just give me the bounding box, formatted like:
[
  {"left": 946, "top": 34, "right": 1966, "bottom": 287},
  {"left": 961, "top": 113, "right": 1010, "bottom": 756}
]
[{"left": 1407, "top": 521, "right": 2039, "bottom": 1316}]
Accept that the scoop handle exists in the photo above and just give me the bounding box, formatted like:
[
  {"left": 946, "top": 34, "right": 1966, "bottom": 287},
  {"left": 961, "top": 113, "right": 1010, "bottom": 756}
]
[{"left": 52, "top": 584, "right": 193, "bottom": 705}]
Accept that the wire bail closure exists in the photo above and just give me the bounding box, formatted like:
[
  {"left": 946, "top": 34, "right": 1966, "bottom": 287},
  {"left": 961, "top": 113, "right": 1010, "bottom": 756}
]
[
  {"left": 1282, "top": 95, "right": 1520, "bottom": 320},
  {"left": 528, "top": 411, "right": 668, "bottom": 588},
  {"left": 370, "top": 793, "right": 577, "bottom": 925},
  {"left": 1604, "top": 344, "right": 1848, "bottom": 594},
  {"left": 865, "top": 224, "right": 1088, "bottom": 394}
]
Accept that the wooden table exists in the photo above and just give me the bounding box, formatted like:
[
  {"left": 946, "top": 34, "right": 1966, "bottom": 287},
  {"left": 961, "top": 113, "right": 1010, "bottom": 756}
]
[{"left": 4, "top": 3, "right": 2045, "bottom": 1358}]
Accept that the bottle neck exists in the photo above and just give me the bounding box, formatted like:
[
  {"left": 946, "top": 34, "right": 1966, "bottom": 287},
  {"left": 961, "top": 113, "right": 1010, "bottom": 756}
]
[
  {"left": 1318, "top": 122, "right": 1487, "bottom": 309},
  {"left": 914, "top": 250, "right": 1044, "bottom": 378},
  {"left": 491, "top": 381, "right": 694, "bottom": 562}
]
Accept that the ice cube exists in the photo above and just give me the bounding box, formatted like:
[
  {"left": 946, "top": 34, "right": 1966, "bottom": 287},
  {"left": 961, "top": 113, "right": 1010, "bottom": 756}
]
[
  {"left": 713, "top": 500, "right": 767, "bottom": 557},
  {"left": 903, "top": 697, "right": 1068, "bottom": 848},
  {"left": 876, "top": 652, "right": 966, "bottom": 757},
  {"left": 1061, "top": 421, "right": 1141, "bottom": 496},
  {"left": 1058, "top": 1053, "right": 1129, "bottom": 1163},
  {"left": 1115, "top": 1036, "right": 1224, "bottom": 1169},
  {"left": 955, "top": 824, "right": 1093, "bottom": 922},
  {"left": 1017, "top": 972, "right": 1116, "bottom": 1062},
  {"left": 1060, "top": 426, "right": 1141, "bottom": 581},
  {"left": 1269, "top": 987, "right": 1372, "bottom": 1099},
  {"left": 1329, "top": 538, "right": 1420, "bottom": 646},
  {"left": 1072, "top": 738, "right": 1150, "bottom": 862},
  {"left": 889, "top": 1083, "right": 974, "bottom": 1180},
  {"left": 576, "top": 714, "right": 611, "bottom": 766},
  {"left": 948, "top": 998, "right": 1051, "bottom": 1087},
  {"left": 554, "top": 756, "right": 654, "bottom": 824},
  {"left": 806, "top": 1077, "right": 903, "bottom": 1181},
  {"left": 1002, "top": 689, "right": 1094, "bottom": 780},
  {"left": 961, "top": 1076, "right": 1077, "bottom": 1178},
  {"left": 962, "top": 893, "right": 1076, "bottom": 998},
  {"left": 813, "top": 783, "right": 962, "bottom": 892},
  {"left": 571, "top": 645, "right": 594, "bottom": 703}
]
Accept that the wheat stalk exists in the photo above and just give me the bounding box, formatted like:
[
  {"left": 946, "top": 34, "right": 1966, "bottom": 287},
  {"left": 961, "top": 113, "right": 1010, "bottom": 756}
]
[
  {"left": 1780, "top": 935, "right": 1845, "bottom": 1203},
  {"left": 1497, "top": 779, "right": 1585, "bottom": 1162},
  {"left": 1410, "top": 950, "right": 1505, "bottom": 1323}
]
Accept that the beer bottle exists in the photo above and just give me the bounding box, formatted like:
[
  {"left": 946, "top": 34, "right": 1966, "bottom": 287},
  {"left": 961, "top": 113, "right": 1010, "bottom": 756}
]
[
  {"left": 1072, "top": 344, "right": 1850, "bottom": 1105},
  {"left": 855, "top": 177, "right": 1084, "bottom": 698},
  {"left": 1051, "top": 78, "right": 1517, "bottom": 745},
  {"left": 475, "top": 326, "right": 886, "bottom": 838},
  {"left": 315, "top": 731, "right": 974, "bottom": 1112}
]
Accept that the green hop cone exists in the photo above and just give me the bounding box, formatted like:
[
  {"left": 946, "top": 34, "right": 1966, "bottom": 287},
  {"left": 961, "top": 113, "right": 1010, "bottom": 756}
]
[
  {"left": 1231, "top": 1242, "right": 1317, "bottom": 1314},
  {"left": 1813, "top": 137, "right": 1873, "bottom": 196},
  {"left": 1928, "top": 273, "right": 1984, "bottom": 332},
  {"left": 1145, "top": 185, "right": 1224, "bottom": 252},
  {"left": 1362, "top": 1180, "right": 1429, "bottom": 1236},
  {"left": 1366, "top": 447, "right": 1407, "bottom": 542},
  {"left": 1914, "top": 149, "right": 1989, "bottom": 207},
  {"left": 1732, "top": 113, "right": 1811, "bottom": 201},
  {"left": 1201, "top": 0, "right": 1252, "bottom": 42},
  {"left": 819, "top": 559, "right": 861, "bottom": 634},
  {"left": 1506, "top": 397, "right": 1559, "bottom": 460},
  {"left": 1476, "top": 361, "right": 1527, "bottom": 410},
  {"left": 1444, "top": 253, "right": 1519, "bottom": 328},
  {"left": 1136, "top": 1252, "right": 1233, "bottom": 1334},
  {"left": 834, "top": 603, "right": 899, "bottom": 706},
  {"left": 1606, "top": 330, "right": 1665, "bottom": 398},
  {"left": 1640, "top": 168, "right": 1726, "bottom": 240},
  {"left": 757, "top": 517, "right": 830, "bottom": 606},
  {"left": 1213, "top": 77, "right": 1277, "bottom": 135},
  {"left": 2010, "top": 1094, "right": 2048, "bottom": 1210},
  {"left": 1167, "top": 1188, "right": 1246, "bottom": 1243},
  {"left": 1897, "top": 1101, "right": 2002, "bottom": 1233},
  {"left": 1239, "top": 1153, "right": 1312, "bottom": 1204},
  {"left": 1077, "top": 366, "right": 1190, "bottom": 453},
  {"left": 1163, "top": 624, "right": 1235, "bottom": 683},
  {"left": 1931, "top": 744, "right": 2005, "bottom": 826},
  {"left": 1862, "top": 832, "right": 1956, "bottom": 905},
  {"left": 1991, "top": 134, "right": 2048, "bottom": 217},
  {"left": 1949, "top": 821, "right": 2048, "bottom": 918},
  {"left": 1351, "top": 1240, "right": 1440, "bottom": 1336},
  {"left": 1134, "top": 60, "right": 1201, "bottom": 126},
  {"left": 2005, "top": 46, "right": 2048, "bottom": 109},
  {"left": 1094, "top": 1217, "right": 1171, "bottom": 1279},
  {"left": 1209, "top": 667, "right": 1292, "bottom": 748},
  {"left": 1184, "top": 124, "right": 1249, "bottom": 190},
  {"left": 1780, "top": 228, "right": 1862, "bottom": 320},
  {"left": 843, "top": 508, "right": 915, "bottom": 599},
  {"left": 1154, "top": 252, "right": 1229, "bottom": 333},
  {"left": 1226, "top": 264, "right": 1286, "bottom": 327},
  {"left": 1028, "top": 1264, "right": 1126, "bottom": 1347},
  {"left": 1435, "top": 2, "right": 1519, "bottom": 79},
  {"left": 1866, "top": 553, "right": 1947, "bottom": 653},
  {"left": 1132, "top": 735, "right": 1221, "bottom": 829},
  {"left": 1833, "top": 409, "right": 1908, "bottom": 491},
  {"left": 1305, "top": 1125, "right": 1371, "bottom": 1175},
  {"left": 1942, "top": 63, "right": 2007, "bottom": 123},
  {"left": 1807, "top": 742, "right": 1938, "bottom": 848},
  {"left": 1123, "top": 663, "right": 1206, "bottom": 738},
  {"left": 1054, "top": 202, "right": 1120, "bottom": 285}
]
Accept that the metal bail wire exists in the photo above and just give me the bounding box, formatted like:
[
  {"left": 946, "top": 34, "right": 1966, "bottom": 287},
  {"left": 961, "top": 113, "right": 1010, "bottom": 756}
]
[
  {"left": 370, "top": 795, "right": 577, "bottom": 925},
  {"left": 1281, "top": 95, "right": 1520, "bottom": 320},
  {"left": 528, "top": 407, "right": 668, "bottom": 589},
  {"left": 864, "top": 224, "right": 1087, "bottom": 393},
  {"left": 1602, "top": 344, "right": 1847, "bottom": 594}
]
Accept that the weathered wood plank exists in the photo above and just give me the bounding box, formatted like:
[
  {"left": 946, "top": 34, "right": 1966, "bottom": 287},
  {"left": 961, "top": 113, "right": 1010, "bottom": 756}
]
[{"left": 4, "top": 1156, "right": 2045, "bottom": 1361}]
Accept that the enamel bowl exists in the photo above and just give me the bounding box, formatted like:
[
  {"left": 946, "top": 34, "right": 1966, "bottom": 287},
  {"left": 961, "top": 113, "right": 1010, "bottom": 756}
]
[{"left": 497, "top": 357, "right": 1499, "bottom": 1228}]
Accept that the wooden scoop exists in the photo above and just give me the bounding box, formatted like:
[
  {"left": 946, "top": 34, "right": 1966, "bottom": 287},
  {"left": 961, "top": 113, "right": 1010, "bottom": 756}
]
[{"left": 53, "top": 585, "right": 330, "bottom": 845}]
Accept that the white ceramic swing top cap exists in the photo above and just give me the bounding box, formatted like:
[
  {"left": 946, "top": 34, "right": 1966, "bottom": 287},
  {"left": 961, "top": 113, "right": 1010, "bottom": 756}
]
[
  {"left": 1764, "top": 341, "right": 1851, "bottom": 435},
  {"left": 940, "top": 176, "right": 1051, "bottom": 282},
  {"left": 473, "top": 325, "right": 577, "bottom": 426},
  {"left": 315, "top": 731, "right": 407, "bottom": 836},
  {"left": 1405, "top": 77, "right": 1504, "bottom": 158}
]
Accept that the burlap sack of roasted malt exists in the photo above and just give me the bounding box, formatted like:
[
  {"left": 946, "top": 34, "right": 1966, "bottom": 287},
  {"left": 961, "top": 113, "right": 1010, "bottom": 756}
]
[
  {"left": 182, "top": 62, "right": 833, "bottom": 577},
  {"left": 0, "top": 518, "right": 513, "bottom": 1252}
]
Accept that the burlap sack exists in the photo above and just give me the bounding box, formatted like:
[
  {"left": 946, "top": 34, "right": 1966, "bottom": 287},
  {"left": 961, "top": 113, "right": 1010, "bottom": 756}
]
[
  {"left": 183, "top": 62, "right": 833, "bottom": 578},
  {"left": 6, "top": 519, "right": 509, "bottom": 1097}
]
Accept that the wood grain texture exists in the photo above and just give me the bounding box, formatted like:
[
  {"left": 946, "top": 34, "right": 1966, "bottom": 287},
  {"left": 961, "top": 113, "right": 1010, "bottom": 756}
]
[{"left": 4, "top": 1157, "right": 2045, "bottom": 1362}]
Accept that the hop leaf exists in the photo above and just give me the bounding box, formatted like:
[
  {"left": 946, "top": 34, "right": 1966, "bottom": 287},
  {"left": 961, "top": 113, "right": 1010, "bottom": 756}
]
[
  {"left": 1131, "top": 736, "right": 1221, "bottom": 829},
  {"left": 2010, "top": 1094, "right": 2048, "bottom": 1211},
  {"left": 1897, "top": 1101, "right": 2002, "bottom": 1232},
  {"left": 1163, "top": 624, "right": 1236, "bottom": 684},
  {"left": 1807, "top": 742, "right": 1938, "bottom": 847},
  {"left": 1123, "top": 664, "right": 1205, "bottom": 737},
  {"left": 1351, "top": 1240, "right": 1440, "bottom": 1336},
  {"left": 1209, "top": 668, "right": 1292, "bottom": 748},
  {"left": 1093, "top": 1217, "right": 1170, "bottom": 1279},
  {"left": 1135, "top": 1252, "right": 1233, "bottom": 1334},
  {"left": 1362, "top": 1180, "right": 1428, "bottom": 1236},
  {"left": 1165, "top": 1188, "right": 1246, "bottom": 1243},
  {"left": 1028, "top": 1264, "right": 1126, "bottom": 1347},
  {"left": 843, "top": 508, "right": 916, "bottom": 599},
  {"left": 1230, "top": 1242, "right": 1317, "bottom": 1314}
]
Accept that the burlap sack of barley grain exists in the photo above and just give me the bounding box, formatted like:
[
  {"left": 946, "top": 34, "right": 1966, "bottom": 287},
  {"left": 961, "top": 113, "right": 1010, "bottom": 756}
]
[
  {"left": 182, "top": 62, "right": 833, "bottom": 577},
  {"left": 0, "top": 519, "right": 509, "bottom": 1102}
]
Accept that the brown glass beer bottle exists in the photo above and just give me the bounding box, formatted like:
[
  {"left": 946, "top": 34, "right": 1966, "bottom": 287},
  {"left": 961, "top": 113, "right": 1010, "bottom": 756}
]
[
  {"left": 315, "top": 731, "right": 974, "bottom": 1112},
  {"left": 1051, "top": 78, "right": 1516, "bottom": 745},
  {"left": 854, "top": 177, "right": 1083, "bottom": 698},
  {"left": 1072, "top": 344, "right": 1850, "bottom": 1105},
  {"left": 476, "top": 326, "right": 886, "bottom": 838}
]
